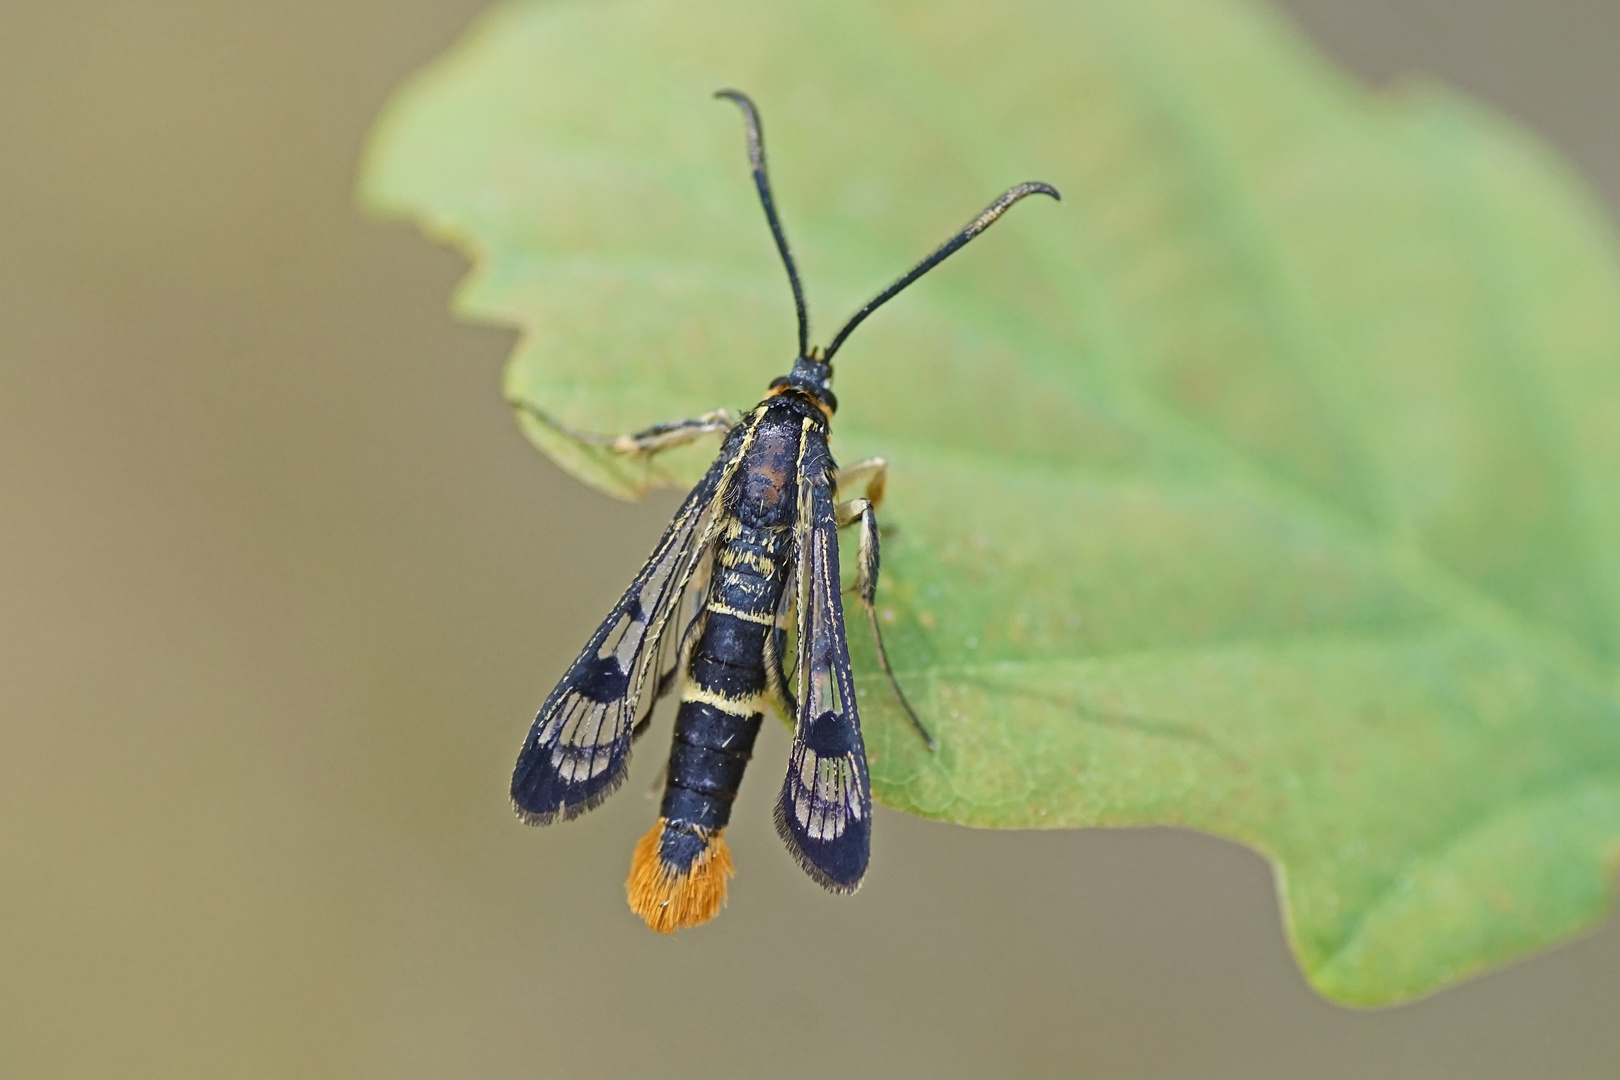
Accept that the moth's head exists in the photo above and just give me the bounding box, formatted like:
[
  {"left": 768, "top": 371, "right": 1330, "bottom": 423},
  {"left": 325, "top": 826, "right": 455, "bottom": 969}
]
[{"left": 768, "top": 350, "right": 838, "bottom": 417}]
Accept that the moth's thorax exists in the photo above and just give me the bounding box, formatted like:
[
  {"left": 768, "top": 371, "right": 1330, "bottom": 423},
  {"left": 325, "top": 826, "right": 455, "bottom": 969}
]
[{"left": 734, "top": 401, "right": 815, "bottom": 529}]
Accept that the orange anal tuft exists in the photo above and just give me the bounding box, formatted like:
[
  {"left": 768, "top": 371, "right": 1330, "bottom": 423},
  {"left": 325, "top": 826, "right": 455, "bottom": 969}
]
[{"left": 626, "top": 819, "right": 734, "bottom": 933}]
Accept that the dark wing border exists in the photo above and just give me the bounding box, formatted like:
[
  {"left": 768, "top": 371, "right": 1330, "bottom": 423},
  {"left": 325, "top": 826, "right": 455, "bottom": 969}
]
[
  {"left": 773, "top": 424, "right": 872, "bottom": 892},
  {"left": 511, "top": 420, "right": 753, "bottom": 824}
]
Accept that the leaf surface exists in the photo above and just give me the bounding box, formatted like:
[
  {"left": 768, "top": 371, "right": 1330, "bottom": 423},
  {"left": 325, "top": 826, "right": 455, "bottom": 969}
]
[{"left": 360, "top": 0, "right": 1620, "bottom": 1004}]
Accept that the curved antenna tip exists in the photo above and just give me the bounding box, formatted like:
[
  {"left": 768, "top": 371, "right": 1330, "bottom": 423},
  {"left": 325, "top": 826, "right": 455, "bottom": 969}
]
[{"left": 822, "top": 178, "right": 1063, "bottom": 362}]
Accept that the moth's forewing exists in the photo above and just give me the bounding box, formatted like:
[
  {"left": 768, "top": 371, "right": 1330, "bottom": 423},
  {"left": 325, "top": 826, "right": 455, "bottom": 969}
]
[
  {"left": 773, "top": 429, "right": 872, "bottom": 891},
  {"left": 511, "top": 423, "right": 751, "bottom": 824}
]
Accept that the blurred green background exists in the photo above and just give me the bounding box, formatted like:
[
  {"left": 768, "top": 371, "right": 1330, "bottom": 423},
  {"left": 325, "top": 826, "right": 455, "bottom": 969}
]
[{"left": 3, "top": 1, "right": 1619, "bottom": 1076}]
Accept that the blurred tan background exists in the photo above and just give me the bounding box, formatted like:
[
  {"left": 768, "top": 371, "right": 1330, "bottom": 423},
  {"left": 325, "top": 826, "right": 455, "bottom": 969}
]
[{"left": 3, "top": 1, "right": 1619, "bottom": 1076}]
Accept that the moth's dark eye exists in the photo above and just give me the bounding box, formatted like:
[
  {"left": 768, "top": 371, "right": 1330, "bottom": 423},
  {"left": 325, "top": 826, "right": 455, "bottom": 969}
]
[
  {"left": 769, "top": 377, "right": 790, "bottom": 390},
  {"left": 821, "top": 389, "right": 838, "bottom": 413}
]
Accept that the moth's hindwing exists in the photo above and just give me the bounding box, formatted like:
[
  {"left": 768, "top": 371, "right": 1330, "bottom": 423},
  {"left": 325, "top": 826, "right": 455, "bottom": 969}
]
[
  {"left": 774, "top": 426, "right": 872, "bottom": 892},
  {"left": 511, "top": 421, "right": 753, "bottom": 825}
]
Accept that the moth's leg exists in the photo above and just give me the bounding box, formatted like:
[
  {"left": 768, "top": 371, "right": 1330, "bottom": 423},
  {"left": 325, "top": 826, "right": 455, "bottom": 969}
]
[
  {"left": 761, "top": 607, "right": 798, "bottom": 724},
  {"left": 834, "top": 457, "right": 888, "bottom": 510},
  {"left": 509, "top": 398, "right": 736, "bottom": 461},
  {"left": 835, "top": 496, "right": 936, "bottom": 751}
]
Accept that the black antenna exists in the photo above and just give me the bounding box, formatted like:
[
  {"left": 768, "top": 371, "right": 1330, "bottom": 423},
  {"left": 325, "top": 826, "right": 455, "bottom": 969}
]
[
  {"left": 715, "top": 90, "right": 811, "bottom": 359},
  {"left": 822, "top": 182, "right": 1061, "bottom": 363}
]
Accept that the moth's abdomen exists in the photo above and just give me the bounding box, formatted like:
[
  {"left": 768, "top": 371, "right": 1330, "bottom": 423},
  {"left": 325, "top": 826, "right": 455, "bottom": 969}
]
[
  {"left": 628, "top": 519, "right": 791, "bottom": 932},
  {"left": 667, "top": 521, "right": 793, "bottom": 835},
  {"left": 664, "top": 695, "right": 764, "bottom": 827}
]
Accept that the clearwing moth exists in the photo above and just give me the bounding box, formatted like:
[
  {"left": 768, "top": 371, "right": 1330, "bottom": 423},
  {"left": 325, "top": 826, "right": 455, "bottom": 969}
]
[{"left": 510, "top": 90, "right": 1058, "bottom": 932}]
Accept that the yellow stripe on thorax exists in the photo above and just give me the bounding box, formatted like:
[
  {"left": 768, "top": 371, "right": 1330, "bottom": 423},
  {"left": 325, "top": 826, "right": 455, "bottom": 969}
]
[{"left": 717, "top": 546, "right": 775, "bottom": 575}]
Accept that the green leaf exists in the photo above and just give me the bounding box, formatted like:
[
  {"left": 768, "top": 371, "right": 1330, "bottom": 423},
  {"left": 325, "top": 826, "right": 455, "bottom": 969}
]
[{"left": 359, "top": 0, "right": 1620, "bottom": 1005}]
